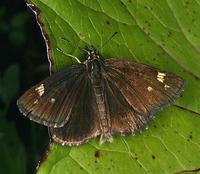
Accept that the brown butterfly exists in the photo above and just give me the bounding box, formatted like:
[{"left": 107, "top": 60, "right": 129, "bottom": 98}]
[{"left": 17, "top": 46, "right": 184, "bottom": 146}]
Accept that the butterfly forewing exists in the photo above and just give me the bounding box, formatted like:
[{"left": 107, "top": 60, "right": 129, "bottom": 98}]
[
  {"left": 17, "top": 64, "right": 86, "bottom": 127},
  {"left": 49, "top": 78, "right": 101, "bottom": 146},
  {"left": 104, "top": 59, "right": 184, "bottom": 117}
]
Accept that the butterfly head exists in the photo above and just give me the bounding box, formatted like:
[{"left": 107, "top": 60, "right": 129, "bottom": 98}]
[
  {"left": 85, "top": 46, "right": 100, "bottom": 61},
  {"left": 84, "top": 46, "right": 103, "bottom": 78},
  {"left": 84, "top": 45, "right": 103, "bottom": 66}
]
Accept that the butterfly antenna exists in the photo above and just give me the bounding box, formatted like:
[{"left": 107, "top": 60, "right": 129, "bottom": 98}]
[
  {"left": 56, "top": 47, "right": 81, "bottom": 63},
  {"left": 100, "top": 32, "right": 118, "bottom": 51},
  {"left": 59, "top": 37, "right": 88, "bottom": 53}
]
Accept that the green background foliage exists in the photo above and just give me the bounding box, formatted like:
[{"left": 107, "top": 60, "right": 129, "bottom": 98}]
[
  {"left": 0, "top": 1, "right": 48, "bottom": 173},
  {"left": 0, "top": 65, "right": 26, "bottom": 174},
  {"left": 2, "top": 0, "right": 200, "bottom": 173}
]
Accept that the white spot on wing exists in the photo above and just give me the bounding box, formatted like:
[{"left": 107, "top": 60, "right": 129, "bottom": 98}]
[
  {"left": 35, "top": 84, "right": 44, "bottom": 96},
  {"left": 157, "top": 72, "right": 166, "bottom": 83},
  {"left": 51, "top": 98, "right": 56, "bottom": 103},
  {"left": 33, "top": 100, "right": 39, "bottom": 104},
  {"left": 164, "top": 84, "right": 170, "bottom": 90},
  {"left": 147, "top": 86, "right": 153, "bottom": 92}
]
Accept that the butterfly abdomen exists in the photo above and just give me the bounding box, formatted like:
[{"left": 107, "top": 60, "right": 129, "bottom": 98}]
[
  {"left": 89, "top": 59, "right": 112, "bottom": 143},
  {"left": 93, "top": 83, "right": 112, "bottom": 144}
]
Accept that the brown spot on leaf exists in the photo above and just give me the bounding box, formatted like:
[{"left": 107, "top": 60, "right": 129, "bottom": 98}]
[
  {"left": 187, "top": 132, "right": 193, "bottom": 141},
  {"left": 106, "top": 20, "right": 110, "bottom": 25},
  {"left": 174, "top": 167, "right": 200, "bottom": 174},
  {"left": 168, "top": 31, "right": 172, "bottom": 37},
  {"left": 152, "top": 155, "right": 156, "bottom": 160},
  {"left": 95, "top": 150, "right": 100, "bottom": 158},
  {"left": 133, "top": 153, "right": 138, "bottom": 160}
]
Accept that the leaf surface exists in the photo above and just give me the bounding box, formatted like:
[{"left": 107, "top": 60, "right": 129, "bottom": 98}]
[{"left": 26, "top": 0, "right": 200, "bottom": 173}]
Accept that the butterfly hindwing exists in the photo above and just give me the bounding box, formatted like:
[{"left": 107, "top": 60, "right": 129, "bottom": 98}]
[
  {"left": 17, "top": 64, "right": 86, "bottom": 127},
  {"left": 104, "top": 79, "right": 150, "bottom": 134},
  {"left": 104, "top": 59, "right": 184, "bottom": 117},
  {"left": 49, "top": 78, "right": 101, "bottom": 146}
]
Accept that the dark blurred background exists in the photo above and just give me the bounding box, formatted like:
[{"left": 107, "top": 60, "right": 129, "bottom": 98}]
[{"left": 0, "top": 0, "right": 50, "bottom": 173}]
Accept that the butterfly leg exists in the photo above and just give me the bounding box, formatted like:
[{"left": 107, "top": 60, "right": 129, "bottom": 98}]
[{"left": 100, "top": 132, "right": 113, "bottom": 144}]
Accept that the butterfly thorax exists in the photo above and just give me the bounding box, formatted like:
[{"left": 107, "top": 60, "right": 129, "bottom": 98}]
[{"left": 84, "top": 47, "right": 103, "bottom": 84}]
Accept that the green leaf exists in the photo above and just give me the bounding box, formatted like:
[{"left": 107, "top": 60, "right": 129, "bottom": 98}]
[
  {"left": 38, "top": 107, "right": 200, "bottom": 174},
  {"left": 1, "top": 64, "right": 20, "bottom": 104},
  {"left": 26, "top": 0, "right": 200, "bottom": 173}
]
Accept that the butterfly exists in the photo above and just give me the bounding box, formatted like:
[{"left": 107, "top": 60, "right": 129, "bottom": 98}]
[{"left": 17, "top": 46, "right": 184, "bottom": 146}]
